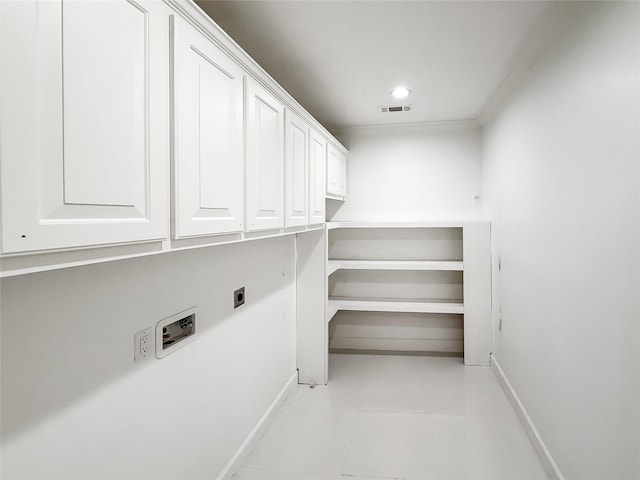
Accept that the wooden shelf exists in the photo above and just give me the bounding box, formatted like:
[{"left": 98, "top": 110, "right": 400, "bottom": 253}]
[
  {"left": 327, "top": 297, "right": 464, "bottom": 322},
  {"left": 327, "top": 259, "right": 463, "bottom": 276}
]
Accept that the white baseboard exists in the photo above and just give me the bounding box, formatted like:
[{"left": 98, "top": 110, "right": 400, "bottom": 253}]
[
  {"left": 491, "top": 354, "right": 565, "bottom": 480},
  {"left": 216, "top": 371, "right": 300, "bottom": 480}
]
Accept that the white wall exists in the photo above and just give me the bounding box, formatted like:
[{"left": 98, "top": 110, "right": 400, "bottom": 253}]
[
  {"left": 482, "top": 2, "right": 639, "bottom": 478},
  {"left": 0, "top": 236, "right": 297, "bottom": 479},
  {"left": 329, "top": 123, "right": 483, "bottom": 221}
]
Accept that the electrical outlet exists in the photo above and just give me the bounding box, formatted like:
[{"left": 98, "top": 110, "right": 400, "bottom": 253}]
[
  {"left": 134, "top": 327, "right": 153, "bottom": 363},
  {"left": 234, "top": 287, "right": 245, "bottom": 308}
]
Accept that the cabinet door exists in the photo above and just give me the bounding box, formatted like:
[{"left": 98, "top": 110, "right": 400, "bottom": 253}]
[
  {"left": 337, "top": 150, "right": 347, "bottom": 198},
  {"left": 326, "top": 143, "right": 346, "bottom": 199},
  {"left": 326, "top": 144, "right": 339, "bottom": 197},
  {"left": 284, "top": 110, "right": 309, "bottom": 227},
  {"left": 0, "top": 0, "right": 168, "bottom": 253},
  {"left": 308, "top": 129, "right": 327, "bottom": 224},
  {"left": 245, "top": 79, "right": 284, "bottom": 231},
  {"left": 171, "top": 15, "right": 244, "bottom": 239}
]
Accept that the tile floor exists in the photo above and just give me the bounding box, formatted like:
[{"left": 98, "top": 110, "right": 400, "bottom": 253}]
[{"left": 235, "top": 354, "right": 548, "bottom": 480}]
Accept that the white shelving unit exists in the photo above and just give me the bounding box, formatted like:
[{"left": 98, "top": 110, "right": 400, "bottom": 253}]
[{"left": 326, "top": 221, "right": 490, "bottom": 365}]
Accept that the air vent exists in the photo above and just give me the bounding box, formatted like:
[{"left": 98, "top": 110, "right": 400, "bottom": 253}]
[{"left": 378, "top": 105, "right": 412, "bottom": 113}]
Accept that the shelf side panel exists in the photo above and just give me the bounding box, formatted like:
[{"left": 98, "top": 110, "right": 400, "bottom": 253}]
[
  {"left": 296, "top": 229, "right": 327, "bottom": 385},
  {"left": 463, "top": 222, "right": 492, "bottom": 365}
]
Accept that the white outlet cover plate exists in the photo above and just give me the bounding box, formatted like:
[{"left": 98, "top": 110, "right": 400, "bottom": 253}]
[{"left": 134, "top": 327, "right": 153, "bottom": 363}]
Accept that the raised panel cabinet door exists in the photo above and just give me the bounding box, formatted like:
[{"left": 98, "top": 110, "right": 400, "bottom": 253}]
[
  {"left": 245, "top": 78, "right": 284, "bottom": 232},
  {"left": 337, "top": 151, "right": 348, "bottom": 198},
  {"left": 0, "top": 0, "right": 169, "bottom": 253},
  {"left": 171, "top": 15, "right": 244, "bottom": 239},
  {"left": 308, "top": 129, "right": 326, "bottom": 224},
  {"left": 284, "top": 110, "right": 309, "bottom": 227},
  {"left": 326, "top": 143, "right": 347, "bottom": 199},
  {"left": 326, "top": 144, "right": 340, "bottom": 196}
]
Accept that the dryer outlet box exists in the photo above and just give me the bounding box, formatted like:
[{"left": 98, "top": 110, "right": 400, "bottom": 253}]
[
  {"left": 234, "top": 287, "right": 245, "bottom": 308},
  {"left": 156, "top": 307, "right": 198, "bottom": 359}
]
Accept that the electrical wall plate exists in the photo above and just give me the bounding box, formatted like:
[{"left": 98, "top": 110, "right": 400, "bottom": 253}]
[
  {"left": 156, "top": 307, "right": 198, "bottom": 359},
  {"left": 234, "top": 287, "right": 245, "bottom": 308},
  {"left": 134, "top": 327, "right": 153, "bottom": 363}
]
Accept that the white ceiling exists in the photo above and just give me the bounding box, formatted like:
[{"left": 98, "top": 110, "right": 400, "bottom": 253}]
[{"left": 196, "top": 1, "right": 553, "bottom": 131}]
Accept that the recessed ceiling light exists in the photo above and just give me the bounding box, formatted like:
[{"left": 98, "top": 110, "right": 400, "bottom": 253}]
[{"left": 390, "top": 87, "right": 411, "bottom": 99}]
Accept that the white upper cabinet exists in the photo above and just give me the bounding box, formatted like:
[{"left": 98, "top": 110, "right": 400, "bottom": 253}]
[
  {"left": 284, "top": 110, "right": 309, "bottom": 227},
  {"left": 171, "top": 15, "right": 244, "bottom": 239},
  {"left": 0, "top": 0, "right": 169, "bottom": 253},
  {"left": 245, "top": 78, "right": 285, "bottom": 232},
  {"left": 326, "top": 143, "right": 347, "bottom": 200},
  {"left": 308, "top": 129, "right": 327, "bottom": 224}
]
